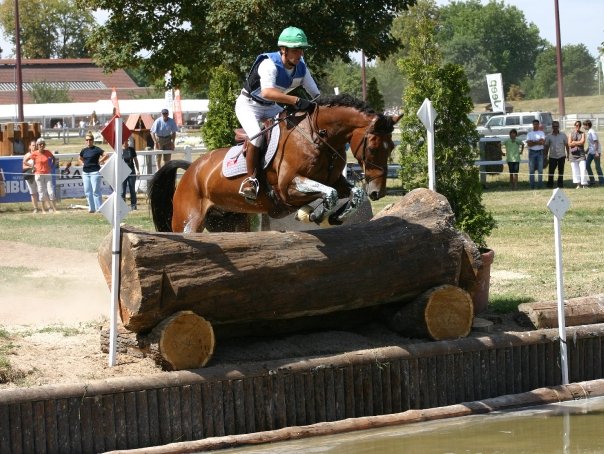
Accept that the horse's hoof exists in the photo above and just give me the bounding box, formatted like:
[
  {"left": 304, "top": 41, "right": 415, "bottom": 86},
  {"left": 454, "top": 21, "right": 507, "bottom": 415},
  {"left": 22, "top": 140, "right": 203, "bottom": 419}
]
[{"left": 295, "top": 205, "right": 313, "bottom": 223}]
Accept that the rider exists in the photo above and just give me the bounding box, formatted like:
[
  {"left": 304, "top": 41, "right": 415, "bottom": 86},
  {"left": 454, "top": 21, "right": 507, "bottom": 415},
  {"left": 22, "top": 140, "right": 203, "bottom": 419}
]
[{"left": 235, "top": 26, "right": 321, "bottom": 200}]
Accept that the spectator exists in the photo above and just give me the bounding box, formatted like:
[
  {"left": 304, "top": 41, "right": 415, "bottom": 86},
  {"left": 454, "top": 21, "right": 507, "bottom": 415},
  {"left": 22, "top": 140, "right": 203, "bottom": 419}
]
[
  {"left": 21, "top": 140, "right": 40, "bottom": 213},
  {"left": 121, "top": 137, "right": 140, "bottom": 210},
  {"left": 544, "top": 121, "right": 569, "bottom": 189},
  {"left": 54, "top": 121, "right": 62, "bottom": 139},
  {"left": 235, "top": 26, "right": 320, "bottom": 200},
  {"left": 79, "top": 120, "right": 87, "bottom": 137},
  {"left": 150, "top": 108, "right": 178, "bottom": 169},
  {"left": 526, "top": 119, "right": 546, "bottom": 189},
  {"left": 502, "top": 129, "right": 523, "bottom": 190},
  {"left": 583, "top": 120, "right": 603, "bottom": 186},
  {"left": 26, "top": 138, "right": 58, "bottom": 213},
  {"left": 568, "top": 121, "right": 588, "bottom": 189},
  {"left": 79, "top": 132, "right": 109, "bottom": 213}
]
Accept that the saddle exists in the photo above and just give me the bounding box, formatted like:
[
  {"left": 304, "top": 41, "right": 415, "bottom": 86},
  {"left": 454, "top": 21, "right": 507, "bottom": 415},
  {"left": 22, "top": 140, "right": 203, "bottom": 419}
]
[{"left": 234, "top": 118, "right": 275, "bottom": 156}]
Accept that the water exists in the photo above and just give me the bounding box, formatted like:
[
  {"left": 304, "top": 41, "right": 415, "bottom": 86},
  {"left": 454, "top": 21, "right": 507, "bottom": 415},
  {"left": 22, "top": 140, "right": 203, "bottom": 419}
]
[{"left": 219, "top": 396, "right": 604, "bottom": 453}]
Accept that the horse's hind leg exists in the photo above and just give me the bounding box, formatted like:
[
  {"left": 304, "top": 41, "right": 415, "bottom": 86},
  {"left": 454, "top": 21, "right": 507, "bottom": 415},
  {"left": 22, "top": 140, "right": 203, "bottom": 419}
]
[{"left": 172, "top": 192, "right": 211, "bottom": 233}]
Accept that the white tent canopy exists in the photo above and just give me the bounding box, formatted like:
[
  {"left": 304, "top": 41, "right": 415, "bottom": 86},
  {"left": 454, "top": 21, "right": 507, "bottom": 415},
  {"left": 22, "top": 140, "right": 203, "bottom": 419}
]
[{"left": 0, "top": 98, "right": 209, "bottom": 127}]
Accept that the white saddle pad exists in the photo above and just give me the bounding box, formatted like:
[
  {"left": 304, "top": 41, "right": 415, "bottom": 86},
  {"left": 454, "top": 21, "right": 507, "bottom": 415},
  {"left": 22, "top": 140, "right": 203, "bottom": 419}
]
[{"left": 222, "top": 122, "right": 281, "bottom": 178}]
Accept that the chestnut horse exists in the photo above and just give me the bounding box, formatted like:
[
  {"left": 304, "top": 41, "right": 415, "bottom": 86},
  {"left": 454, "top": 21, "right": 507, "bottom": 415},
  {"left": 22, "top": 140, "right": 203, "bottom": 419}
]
[{"left": 148, "top": 94, "right": 401, "bottom": 233}]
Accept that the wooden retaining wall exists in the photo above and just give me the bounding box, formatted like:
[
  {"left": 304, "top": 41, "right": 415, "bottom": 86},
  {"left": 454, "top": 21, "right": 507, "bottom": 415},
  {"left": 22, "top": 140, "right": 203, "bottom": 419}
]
[{"left": 2, "top": 323, "right": 604, "bottom": 453}]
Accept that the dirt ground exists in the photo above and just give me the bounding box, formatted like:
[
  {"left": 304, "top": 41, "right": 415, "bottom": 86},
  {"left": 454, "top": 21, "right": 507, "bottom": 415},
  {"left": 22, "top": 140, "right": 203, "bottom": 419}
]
[{"left": 0, "top": 240, "right": 528, "bottom": 390}]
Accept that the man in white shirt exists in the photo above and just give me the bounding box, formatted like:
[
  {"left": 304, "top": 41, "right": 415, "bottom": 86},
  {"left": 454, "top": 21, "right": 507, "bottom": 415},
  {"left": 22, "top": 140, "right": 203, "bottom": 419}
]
[
  {"left": 583, "top": 120, "right": 603, "bottom": 186},
  {"left": 235, "top": 26, "right": 321, "bottom": 200},
  {"left": 526, "top": 119, "right": 546, "bottom": 189}
]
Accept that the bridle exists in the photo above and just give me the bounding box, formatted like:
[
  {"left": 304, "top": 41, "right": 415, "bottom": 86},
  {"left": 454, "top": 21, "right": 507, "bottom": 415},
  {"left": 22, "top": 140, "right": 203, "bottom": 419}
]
[
  {"left": 350, "top": 117, "right": 390, "bottom": 184},
  {"left": 285, "top": 107, "right": 392, "bottom": 184}
]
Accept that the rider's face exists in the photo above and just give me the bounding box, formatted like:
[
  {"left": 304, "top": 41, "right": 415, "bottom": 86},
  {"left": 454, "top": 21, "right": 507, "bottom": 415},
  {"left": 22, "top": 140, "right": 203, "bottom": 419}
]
[{"left": 281, "top": 47, "right": 304, "bottom": 69}]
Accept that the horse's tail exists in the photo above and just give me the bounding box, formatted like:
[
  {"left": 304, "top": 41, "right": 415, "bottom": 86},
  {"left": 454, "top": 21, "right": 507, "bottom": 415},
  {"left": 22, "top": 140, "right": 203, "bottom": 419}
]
[{"left": 147, "top": 159, "right": 191, "bottom": 232}]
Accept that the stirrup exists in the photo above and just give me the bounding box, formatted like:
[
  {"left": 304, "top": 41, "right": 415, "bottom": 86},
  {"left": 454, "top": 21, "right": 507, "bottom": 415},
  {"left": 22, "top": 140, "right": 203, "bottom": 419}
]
[{"left": 239, "top": 177, "right": 259, "bottom": 200}]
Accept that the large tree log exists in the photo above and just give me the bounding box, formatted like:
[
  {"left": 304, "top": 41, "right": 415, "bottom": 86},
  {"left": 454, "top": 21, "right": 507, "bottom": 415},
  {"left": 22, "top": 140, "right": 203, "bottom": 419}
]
[
  {"left": 98, "top": 188, "right": 482, "bottom": 334},
  {"left": 518, "top": 295, "right": 604, "bottom": 329},
  {"left": 387, "top": 284, "right": 474, "bottom": 340}
]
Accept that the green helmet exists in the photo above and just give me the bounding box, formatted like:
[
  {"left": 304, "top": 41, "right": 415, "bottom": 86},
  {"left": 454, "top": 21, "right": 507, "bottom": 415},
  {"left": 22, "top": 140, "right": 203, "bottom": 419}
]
[{"left": 277, "top": 26, "right": 310, "bottom": 48}]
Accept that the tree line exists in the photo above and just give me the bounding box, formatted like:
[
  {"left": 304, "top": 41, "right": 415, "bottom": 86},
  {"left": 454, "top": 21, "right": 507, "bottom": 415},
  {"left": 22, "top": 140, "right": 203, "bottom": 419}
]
[{"left": 0, "top": 0, "right": 601, "bottom": 107}]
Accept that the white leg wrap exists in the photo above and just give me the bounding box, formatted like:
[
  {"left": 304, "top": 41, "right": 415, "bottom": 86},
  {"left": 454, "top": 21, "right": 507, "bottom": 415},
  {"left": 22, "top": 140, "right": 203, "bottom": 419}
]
[
  {"left": 292, "top": 176, "right": 339, "bottom": 219},
  {"left": 337, "top": 186, "right": 366, "bottom": 221}
]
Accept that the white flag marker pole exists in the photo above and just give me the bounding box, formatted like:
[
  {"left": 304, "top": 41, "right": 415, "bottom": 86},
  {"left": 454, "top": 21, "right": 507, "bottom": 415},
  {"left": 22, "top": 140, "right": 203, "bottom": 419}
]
[
  {"left": 417, "top": 98, "right": 437, "bottom": 191},
  {"left": 547, "top": 188, "right": 570, "bottom": 384},
  {"left": 109, "top": 118, "right": 122, "bottom": 367}
]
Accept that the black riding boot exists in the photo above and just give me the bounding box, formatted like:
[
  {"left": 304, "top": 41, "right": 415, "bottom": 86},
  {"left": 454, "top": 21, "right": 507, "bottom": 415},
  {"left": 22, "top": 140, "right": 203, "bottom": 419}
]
[{"left": 239, "top": 143, "right": 260, "bottom": 200}]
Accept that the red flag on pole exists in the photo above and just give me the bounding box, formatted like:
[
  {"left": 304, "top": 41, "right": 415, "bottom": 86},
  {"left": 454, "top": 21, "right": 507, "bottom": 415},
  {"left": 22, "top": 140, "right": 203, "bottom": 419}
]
[
  {"left": 174, "top": 89, "right": 183, "bottom": 127},
  {"left": 111, "top": 88, "right": 121, "bottom": 117}
]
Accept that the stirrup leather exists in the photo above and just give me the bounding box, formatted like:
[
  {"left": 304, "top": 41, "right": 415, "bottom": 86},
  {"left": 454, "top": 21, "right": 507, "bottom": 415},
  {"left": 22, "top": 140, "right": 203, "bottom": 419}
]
[{"left": 239, "top": 177, "right": 259, "bottom": 200}]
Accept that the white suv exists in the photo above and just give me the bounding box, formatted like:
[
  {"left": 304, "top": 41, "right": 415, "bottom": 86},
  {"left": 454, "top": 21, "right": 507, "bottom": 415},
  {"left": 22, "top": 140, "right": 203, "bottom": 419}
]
[{"left": 477, "top": 112, "right": 554, "bottom": 140}]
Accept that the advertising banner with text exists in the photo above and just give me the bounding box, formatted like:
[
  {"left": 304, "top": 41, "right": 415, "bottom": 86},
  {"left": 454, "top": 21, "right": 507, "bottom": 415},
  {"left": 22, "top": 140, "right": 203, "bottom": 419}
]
[{"left": 486, "top": 73, "right": 506, "bottom": 113}]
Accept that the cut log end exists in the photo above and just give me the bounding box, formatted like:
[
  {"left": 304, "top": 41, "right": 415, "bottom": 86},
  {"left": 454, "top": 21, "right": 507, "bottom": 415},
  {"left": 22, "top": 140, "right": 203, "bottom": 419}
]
[
  {"left": 388, "top": 285, "right": 474, "bottom": 340},
  {"left": 424, "top": 286, "right": 474, "bottom": 340},
  {"left": 157, "top": 311, "right": 216, "bottom": 370},
  {"left": 101, "top": 311, "right": 217, "bottom": 371}
]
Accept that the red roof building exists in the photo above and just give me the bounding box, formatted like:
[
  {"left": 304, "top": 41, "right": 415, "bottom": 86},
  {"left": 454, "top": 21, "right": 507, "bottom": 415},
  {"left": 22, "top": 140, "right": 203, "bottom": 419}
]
[{"left": 0, "top": 58, "right": 149, "bottom": 104}]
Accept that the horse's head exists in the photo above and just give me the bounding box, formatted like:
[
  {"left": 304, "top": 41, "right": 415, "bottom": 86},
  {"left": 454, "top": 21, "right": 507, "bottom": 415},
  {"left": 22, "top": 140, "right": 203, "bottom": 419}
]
[{"left": 350, "top": 113, "right": 402, "bottom": 200}]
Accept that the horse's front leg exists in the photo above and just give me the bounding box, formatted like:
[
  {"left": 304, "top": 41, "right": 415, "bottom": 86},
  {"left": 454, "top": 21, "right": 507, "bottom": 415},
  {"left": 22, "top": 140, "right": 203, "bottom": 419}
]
[
  {"left": 329, "top": 176, "right": 367, "bottom": 224},
  {"left": 289, "top": 176, "right": 339, "bottom": 224}
]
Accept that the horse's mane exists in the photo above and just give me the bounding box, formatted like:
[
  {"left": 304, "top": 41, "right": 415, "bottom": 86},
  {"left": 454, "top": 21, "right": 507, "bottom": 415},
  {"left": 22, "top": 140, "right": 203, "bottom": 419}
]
[
  {"left": 314, "top": 94, "right": 376, "bottom": 115},
  {"left": 314, "top": 94, "right": 396, "bottom": 134}
]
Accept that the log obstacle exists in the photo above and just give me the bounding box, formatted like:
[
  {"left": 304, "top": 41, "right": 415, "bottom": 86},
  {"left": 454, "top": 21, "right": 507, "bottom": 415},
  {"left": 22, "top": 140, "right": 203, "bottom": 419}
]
[
  {"left": 98, "top": 188, "right": 484, "bottom": 369},
  {"left": 518, "top": 294, "right": 604, "bottom": 329},
  {"left": 387, "top": 284, "right": 474, "bottom": 340}
]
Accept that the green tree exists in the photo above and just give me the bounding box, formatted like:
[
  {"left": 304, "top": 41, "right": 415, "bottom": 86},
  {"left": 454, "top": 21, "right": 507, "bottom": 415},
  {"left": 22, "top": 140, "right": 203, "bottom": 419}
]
[
  {"left": 527, "top": 44, "right": 596, "bottom": 99},
  {"left": 366, "top": 77, "right": 385, "bottom": 112},
  {"left": 29, "top": 81, "right": 71, "bottom": 103},
  {"left": 202, "top": 66, "right": 240, "bottom": 150},
  {"left": 436, "top": 0, "right": 544, "bottom": 103},
  {"left": 371, "top": 58, "right": 406, "bottom": 110},
  {"left": 319, "top": 58, "right": 362, "bottom": 98},
  {"left": 81, "top": 0, "right": 417, "bottom": 89},
  {"left": 0, "top": 0, "right": 94, "bottom": 58},
  {"left": 398, "top": 5, "right": 495, "bottom": 247}
]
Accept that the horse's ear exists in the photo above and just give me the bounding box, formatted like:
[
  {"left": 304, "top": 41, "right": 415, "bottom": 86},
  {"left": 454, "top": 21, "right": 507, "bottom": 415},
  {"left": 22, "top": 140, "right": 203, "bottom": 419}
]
[{"left": 391, "top": 114, "right": 402, "bottom": 125}]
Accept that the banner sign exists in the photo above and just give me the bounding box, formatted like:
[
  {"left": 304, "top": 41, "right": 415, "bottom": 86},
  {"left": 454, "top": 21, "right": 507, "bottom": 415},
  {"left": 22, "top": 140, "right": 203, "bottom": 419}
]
[
  {"left": 486, "top": 73, "right": 506, "bottom": 113},
  {"left": 0, "top": 156, "right": 112, "bottom": 203},
  {"left": 0, "top": 157, "right": 36, "bottom": 203},
  {"left": 56, "top": 163, "right": 113, "bottom": 199}
]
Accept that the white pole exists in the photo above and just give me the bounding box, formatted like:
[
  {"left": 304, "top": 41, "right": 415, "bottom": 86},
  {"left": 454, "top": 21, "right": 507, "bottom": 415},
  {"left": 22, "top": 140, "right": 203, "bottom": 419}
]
[
  {"left": 417, "top": 99, "right": 437, "bottom": 191},
  {"left": 427, "top": 124, "right": 435, "bottom": 191},
  {"left": 108, "top": 118, "right": 122, "bottom": 367},
  {"left": 554, "top": 213, "right": 569, "bottom": 384}
]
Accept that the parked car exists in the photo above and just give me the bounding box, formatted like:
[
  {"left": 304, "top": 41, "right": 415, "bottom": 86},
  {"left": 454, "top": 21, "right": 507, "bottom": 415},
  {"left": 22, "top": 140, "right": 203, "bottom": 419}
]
[
  {"left": 477, "top": 112, "right": 554, "bottom": 140},
  {"left": 469, "top": 111, "right": 500, "bottom": 127}
]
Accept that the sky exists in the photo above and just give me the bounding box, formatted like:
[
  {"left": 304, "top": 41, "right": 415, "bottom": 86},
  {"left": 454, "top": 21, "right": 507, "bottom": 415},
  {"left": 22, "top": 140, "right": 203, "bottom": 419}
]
[
  {"left": 1, "top": 1, "right": 602, "bottom": 59},
  {"left": 435, "top": 0, "right": 603, "bottom": 58}
]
